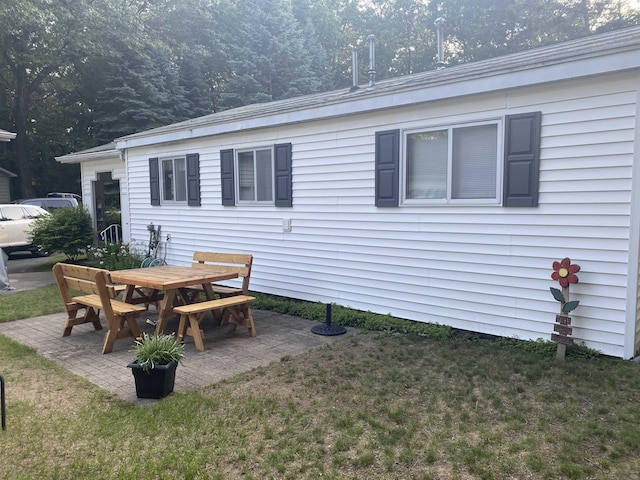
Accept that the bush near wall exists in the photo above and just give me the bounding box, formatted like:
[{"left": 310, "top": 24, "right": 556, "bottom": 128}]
[
  {"left": 28, "top": 206, "right": 94, "bottom": 260},
  {"left": 251, "top": 293, "right": 601, "bottom": 359},
  {"left": 251, "top": 293, "right": 454, "bottom": 340}
]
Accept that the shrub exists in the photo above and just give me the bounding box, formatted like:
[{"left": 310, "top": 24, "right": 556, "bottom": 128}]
[
  {"left": 28, "top": 206, "right": 94, "bottom": 260},
  {"left": 251, "top": 293, "right": 454, "bottom": 340},
  {"left": 87, "top": 242, "right": 145, "bottom": 270}
]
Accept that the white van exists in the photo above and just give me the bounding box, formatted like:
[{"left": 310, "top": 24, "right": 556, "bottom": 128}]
[{"left": 0, "top": 204, "right": 49, "bottom": 256}]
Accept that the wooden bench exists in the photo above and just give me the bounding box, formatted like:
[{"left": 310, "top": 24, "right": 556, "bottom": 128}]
[
  {"left": 186, "top": 252, "right": 253, "bottom": 299},
  {"left": 53, "top": 263, "right": 146, "bottom": 354},
  {"left": 173, "top": 295, "right": 256, "bottom": 351}
]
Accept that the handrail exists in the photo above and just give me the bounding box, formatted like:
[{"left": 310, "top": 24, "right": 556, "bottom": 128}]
[{"left": 100, "top": 224, "right": 121, "bottom": 244}]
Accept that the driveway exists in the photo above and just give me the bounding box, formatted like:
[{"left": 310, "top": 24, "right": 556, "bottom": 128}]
[
  {"left": 5, "top": 250, "right": 53, "bottom": 274},
  {"left": 1, "top": 250, "right": 55, "bottom": 292}
]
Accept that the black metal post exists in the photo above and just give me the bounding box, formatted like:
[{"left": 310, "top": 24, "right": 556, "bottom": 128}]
[
  {"left": 311, "top": 303, "right": 347, "bottom": 336},
  {"left": 1, "top": 373, "right": 6, "bottom": 430}
]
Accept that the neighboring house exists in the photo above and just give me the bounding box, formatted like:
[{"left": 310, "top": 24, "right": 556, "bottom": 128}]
[
  {"left": 61, "top": 26, "right": 640, "bottom": 358},
  {"left": 0, "top": 129, "right": 17, "bottom": 203},
  {"left": 0, "top": 167, "right": 17, "bottom": 204}
]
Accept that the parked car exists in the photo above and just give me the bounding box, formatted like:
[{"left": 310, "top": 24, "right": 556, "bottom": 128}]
[
  {"left": 0, "top": 204, "right": 49, "bottom": 256},
  {"left": 20, "top": 196, "right": 79, "bottom": 211},
  {"left": 47, "top": 192, "right": 82, "bottom": 203}
]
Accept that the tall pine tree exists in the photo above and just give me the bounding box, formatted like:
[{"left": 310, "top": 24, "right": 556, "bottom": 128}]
[{"left": 218, "top": 0, "right": 321, "bottom": 109}]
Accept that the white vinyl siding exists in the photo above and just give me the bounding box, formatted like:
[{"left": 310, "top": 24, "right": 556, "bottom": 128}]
[{"left": 123, "top": 71, "right": 639, "bottom": 359}]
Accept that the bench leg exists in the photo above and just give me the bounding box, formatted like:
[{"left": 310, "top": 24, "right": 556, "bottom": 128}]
[
  {"left": 189, "top": 313, "right": 206, "bottom": 351},
  {"left": 126, "top": 314, "right": 142, "bottom": 339},
  {"left": 102, "top": 324, "right": 118, "bottom": 354},
  {"left": 224, "top": 305, "right": 256, "bottom": 337},
  {"left": 177, "top": 313, "right": 206, "bottom": 351},
  {"left": 101, "top": 314, "right": 142, "bottom": 354},
  {"left": 62, "top": 306, "right": 102, "bottom": 337},
  {"left": 177, "top": 314, "right": 188, "bottom": 343}
]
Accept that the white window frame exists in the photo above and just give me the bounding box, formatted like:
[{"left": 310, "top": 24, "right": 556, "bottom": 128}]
[
  {"left": 160, "top": 156, "right": 187, "bottom": 204},
  {"left": 401, "top": 119, "right": 503, "bottom": 206},
  {"left": 235, "top": 146, "right": 275, "bottom": 205}
]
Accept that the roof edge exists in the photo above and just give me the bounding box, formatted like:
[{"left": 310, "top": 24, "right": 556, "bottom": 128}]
[{"left": 113, "top": 25, "right": 640, "bottom": 149}]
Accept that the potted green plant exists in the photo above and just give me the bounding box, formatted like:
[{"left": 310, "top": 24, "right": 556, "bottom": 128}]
[{"left": 127, "top": 332, "right": 185, "bottom": 399}]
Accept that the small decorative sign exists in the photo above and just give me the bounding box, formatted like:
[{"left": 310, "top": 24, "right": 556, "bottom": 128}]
[{"left": 553, "top": 323, "right": 573, "bottom": 336}]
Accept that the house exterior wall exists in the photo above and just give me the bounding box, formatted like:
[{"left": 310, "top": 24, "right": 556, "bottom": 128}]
[
  {"left": 80, "top": 157, "right": 130, "bottom": 242},
  {"left": 123, "top": 71, "right": 639, "bottom": 358}
]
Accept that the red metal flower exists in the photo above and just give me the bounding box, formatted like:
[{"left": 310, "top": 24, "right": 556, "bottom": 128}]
[{"left": 551, "top": 257, "right": 580, "bottom": 287}]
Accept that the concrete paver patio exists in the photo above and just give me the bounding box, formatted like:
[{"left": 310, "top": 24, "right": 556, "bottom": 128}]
[{"left": 0, "top": 308, "right": 352, "bottom": 403}]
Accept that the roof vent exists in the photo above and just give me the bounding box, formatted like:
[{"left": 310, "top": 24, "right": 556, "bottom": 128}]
[
  {"left": 368, "top": 34, "right": 376, "bottom": 87},
  {"left": 350, "top": 49, "right": 360, "bottom": 92},
  {"left": 435, "top": 17, "right": 446, "bottom": 70}
]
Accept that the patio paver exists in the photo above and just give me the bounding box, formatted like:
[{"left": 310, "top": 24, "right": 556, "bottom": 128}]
[{"left": 0, "top": 309, "right": 353, "bottom": 403}]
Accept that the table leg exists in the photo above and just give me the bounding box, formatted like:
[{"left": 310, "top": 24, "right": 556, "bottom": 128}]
[
  {"left": 155, "top": 289, "right": 177, "bottom": 334},
  {"left": 123, "top": 285, "right": 136, "bottom": 304},
  {"left": 201, "top": 283, "right": 223, "bottom": 323}
]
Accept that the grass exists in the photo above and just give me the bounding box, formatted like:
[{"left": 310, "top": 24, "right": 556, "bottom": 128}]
[
  {"left": 0, "top": 254, "right": 65, "bottom": 322},
  {"left": 1, "top": 329, "right": 640, "bottom": 478},
  {"left": 1, "top": 271, "right": 640, "bottom": 478},
  {"left": 0, "top": 283, "right": 62, "bottom": 322}
]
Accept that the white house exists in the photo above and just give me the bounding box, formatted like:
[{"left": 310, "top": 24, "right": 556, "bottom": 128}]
[{"left": 60, "top": 26, "right": 640, "bottom": 358}]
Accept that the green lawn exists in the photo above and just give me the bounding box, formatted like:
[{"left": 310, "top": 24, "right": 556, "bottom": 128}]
[{"left": 1, "top": 280, "right": 639, "bottom": 478}]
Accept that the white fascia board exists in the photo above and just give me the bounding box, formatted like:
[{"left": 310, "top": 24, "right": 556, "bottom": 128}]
[
  {"left": 0, "top": 129, "right": 16, "bottom": 141},
  {"left": 116, "top": 49, "right": 640, "bottom": 150},
  {"left": 55, "top": 149, "right": 122, "bottom": 164}
]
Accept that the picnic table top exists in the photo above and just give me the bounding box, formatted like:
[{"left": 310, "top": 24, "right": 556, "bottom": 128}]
[{"left": 110, "top": 265, "right": 238, "bottom": 290}]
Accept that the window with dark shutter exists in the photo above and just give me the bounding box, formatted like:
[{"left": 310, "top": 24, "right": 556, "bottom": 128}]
[
  {"left": 375, "top": 129, "right": 400, "bottom": 207},
  {"left": 149, "top": 157, "right": 160, "bottom": 206},
  {"left": 220, "top": 149, "right": 235, "bottom": 206},
  {"left": 503, "top": 112, "right": 542, "bottom": 207},
  {"left": 186, "top": 153, "right": 201, "bottom": 206},
  {"left": 274, "top": 143, "right": 292, "bottom": 207}
]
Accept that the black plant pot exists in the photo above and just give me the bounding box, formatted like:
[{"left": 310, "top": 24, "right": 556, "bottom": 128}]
[{"left": 127, "top": 360, "right": 178, "bottom": 399}]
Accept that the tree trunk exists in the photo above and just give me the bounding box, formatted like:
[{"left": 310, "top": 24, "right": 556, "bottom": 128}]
[{"left": 12, "top": 68, "right": 35, "bottom": 199}]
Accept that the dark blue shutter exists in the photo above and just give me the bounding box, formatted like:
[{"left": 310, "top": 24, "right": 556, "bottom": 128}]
[
  {"left": 375, "top": 129, "right": 400, "bottom": 207},
  {"left": 186, "top": 153, "right": 200, "bottom": 206},
  {"left": 503, "top": 112, "right": 541, "bottom": 207},
  {"left": 220, "top": 149, "right": 235, "bottom": 206},
  {"left": 149, "top": 157, "right": 160, "bottom": 206},
  {"left": 274, "top": 143, "right": 292, "bottom": 207}
]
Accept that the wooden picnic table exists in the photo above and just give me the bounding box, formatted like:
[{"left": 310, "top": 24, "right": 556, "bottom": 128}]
[{"left": 110, "top": 265, "right": 238, "bottom": 335}]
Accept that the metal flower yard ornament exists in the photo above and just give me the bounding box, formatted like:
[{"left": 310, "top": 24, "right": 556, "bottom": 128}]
[{"left": 550, "top": 257, "right": 581, "bottom": 359}]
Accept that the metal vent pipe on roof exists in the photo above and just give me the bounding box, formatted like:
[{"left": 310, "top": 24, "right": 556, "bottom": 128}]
[
  {"left": 350, "top": 49, "right": 360, "bottom": 92},
  {"left": 435, "top": 17, "right": 446, "bottom": 70},
  {"left": 368, "top": 34, "right": 376, "bottom": 87}
]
